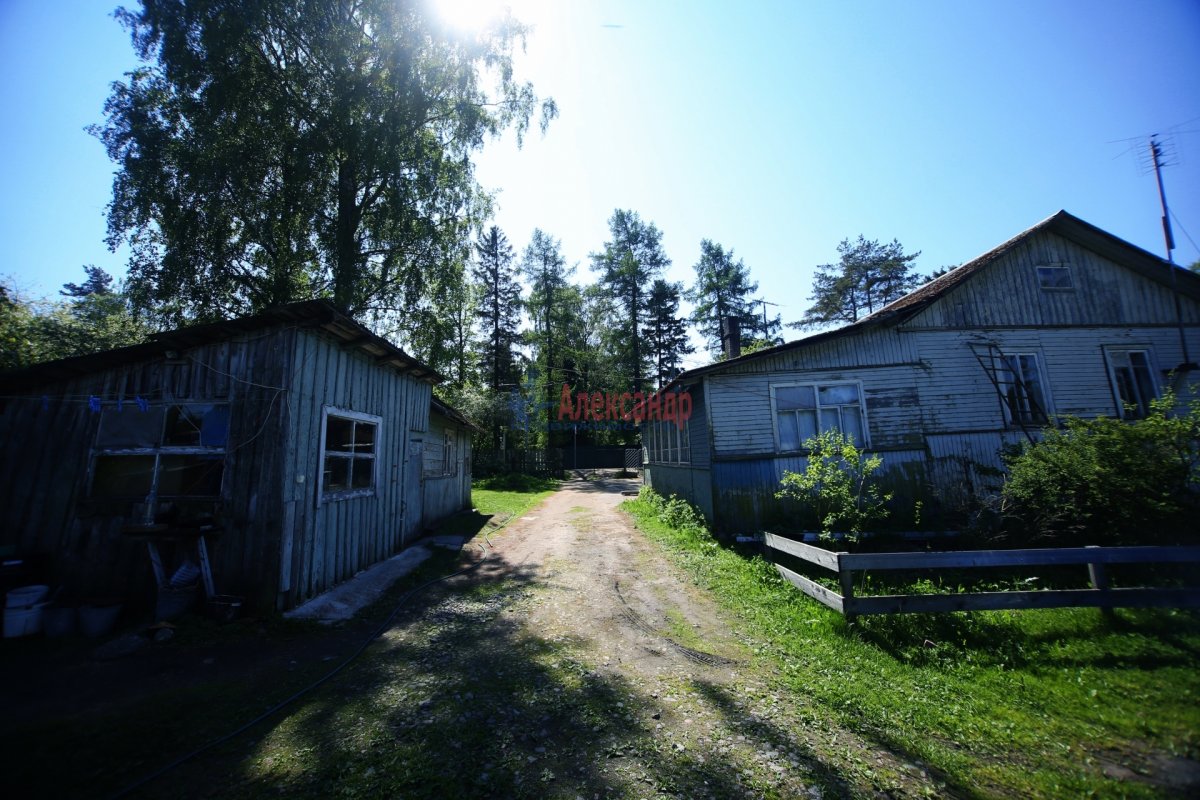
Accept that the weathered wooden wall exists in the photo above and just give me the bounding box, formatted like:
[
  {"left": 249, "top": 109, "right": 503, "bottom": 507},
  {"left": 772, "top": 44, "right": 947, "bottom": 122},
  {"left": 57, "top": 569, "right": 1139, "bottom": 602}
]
[
  {"left": 0, "top": 330, "right": 290, "bottom": 609},
  {"left": 277, "top": 326, "right": 432, "bottom": 609},
  {"left": 420, "top": 413, "right": 472, "bottom": 530},
  {"left": 643, "top": 228, "right": 1200, "bottom": 532}
]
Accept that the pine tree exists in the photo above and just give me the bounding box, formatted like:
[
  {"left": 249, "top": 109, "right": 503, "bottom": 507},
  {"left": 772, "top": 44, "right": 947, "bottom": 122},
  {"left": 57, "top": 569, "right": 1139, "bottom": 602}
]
[
  {"left": 591, "top": 210, "right": 669, "bottom": 392},
  {"left": 686, "top": 239, "right": 758, "bottom": 356},
  {"left": 796, "top": 236, "right": 922, "bottom": 328},
  {"left": 521, "top": 229, "right": 574, "bottom": 452},
  {"left": 473, "top": 226, "right": 522, "bottom": 392},
  {"left": 642, "top": 280, "right": 693, "bottom": 388}
]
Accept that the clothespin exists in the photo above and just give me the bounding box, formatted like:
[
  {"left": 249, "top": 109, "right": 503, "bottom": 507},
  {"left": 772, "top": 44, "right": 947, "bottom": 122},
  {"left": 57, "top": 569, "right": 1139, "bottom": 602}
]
[
  {"left": 136, "top": 396, "right": 149, "bottom": 412},
  {"left": 88, "top": 396, "right": 101, "bottom": 413}
]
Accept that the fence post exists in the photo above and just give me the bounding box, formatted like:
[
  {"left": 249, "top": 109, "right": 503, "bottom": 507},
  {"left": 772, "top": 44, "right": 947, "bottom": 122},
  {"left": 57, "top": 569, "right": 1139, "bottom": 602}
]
[
  {"left": 838, "top": 552, "right": 856, "bottom": 622},
  {"left": 1086, "top": 545, "right": 1114, "bottom": 619}
]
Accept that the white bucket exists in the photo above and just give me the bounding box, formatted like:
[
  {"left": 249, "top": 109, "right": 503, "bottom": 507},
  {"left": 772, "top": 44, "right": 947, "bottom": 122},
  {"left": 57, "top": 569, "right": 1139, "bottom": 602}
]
[
  {"left": 3, "top": 603, "right": 46, "bottom": 637},
  {"left": 6, "top": 585, "right": 49, "bottom": 608}
]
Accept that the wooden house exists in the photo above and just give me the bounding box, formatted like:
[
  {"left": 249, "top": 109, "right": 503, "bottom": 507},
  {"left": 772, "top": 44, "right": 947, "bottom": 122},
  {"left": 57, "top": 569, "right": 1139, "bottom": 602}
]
[
  {"left": 644, "top": 211, "right": 1200, "bottom": 531},
  {"left": 0, "top": 300, "right": 475, "bottom": 611}
]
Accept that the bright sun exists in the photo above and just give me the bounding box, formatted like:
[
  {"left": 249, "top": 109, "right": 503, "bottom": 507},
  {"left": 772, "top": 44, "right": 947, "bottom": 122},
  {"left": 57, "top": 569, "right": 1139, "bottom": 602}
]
[{"left": 431, "top": 0, "right": 509, "bottom": 32}]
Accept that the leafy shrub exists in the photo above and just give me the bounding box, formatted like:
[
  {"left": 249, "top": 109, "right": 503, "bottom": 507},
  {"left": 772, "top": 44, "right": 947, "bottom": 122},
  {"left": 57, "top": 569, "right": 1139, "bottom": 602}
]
[
  {"left": 1001, "top": 390, "right": 1200, "bottom": 546},
  {"left": 638, "top": 486, "right": 712, "bottom": 539},
  {"left": 775, "top": 428, "right": 892, "bottom": 542}
]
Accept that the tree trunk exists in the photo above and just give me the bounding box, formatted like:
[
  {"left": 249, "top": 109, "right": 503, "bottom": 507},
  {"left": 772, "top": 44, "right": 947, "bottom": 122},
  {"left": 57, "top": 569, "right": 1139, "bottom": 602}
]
[{"left": 334, "top": 158, "right": 358, "bottom": 312}]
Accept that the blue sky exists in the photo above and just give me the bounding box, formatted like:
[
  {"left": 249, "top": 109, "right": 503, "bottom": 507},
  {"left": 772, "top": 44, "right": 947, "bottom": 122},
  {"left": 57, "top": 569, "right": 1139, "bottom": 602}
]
[{"left": 2, "top": 0, "right": 1198, "bottom": 368}]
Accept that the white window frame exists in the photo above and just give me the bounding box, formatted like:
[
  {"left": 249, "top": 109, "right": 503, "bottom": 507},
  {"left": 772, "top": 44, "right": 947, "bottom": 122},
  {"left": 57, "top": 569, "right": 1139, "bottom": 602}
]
[
  {"left": 770, "top": 381, "right": 870, "bottom": 452},
  {"left": 644, "top": 419, "right": 690, "bottom": 465},
  {"left": 318, "top": 406, "right": 381, "bottom": 504},
  {"left": 996, "top": 353, "right": 1052, "bottom": 426},
  {"left": 1036, "top": 264, "right": 1074, "bottom": 291},
  {"left": 1105, "top": 347, "right": 1159, "bottom": 419}
]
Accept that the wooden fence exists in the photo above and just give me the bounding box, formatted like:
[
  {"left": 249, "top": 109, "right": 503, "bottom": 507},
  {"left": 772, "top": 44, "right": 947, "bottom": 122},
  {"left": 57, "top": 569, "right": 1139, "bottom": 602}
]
[{"left": 763, "top": 533, "right": 1200, "bottom": 620}]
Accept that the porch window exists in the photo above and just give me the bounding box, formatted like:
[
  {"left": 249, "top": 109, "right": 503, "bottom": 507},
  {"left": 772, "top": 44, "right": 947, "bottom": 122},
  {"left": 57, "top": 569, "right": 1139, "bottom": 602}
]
[
  {"left": 1107, "top": 349, "right": 1157, "bottom": 419},
  {"left": 645, "top": 419, "right": 690, "bottom": 464},
  {"left": 772, "top": 382, "right": 867, "bottom": 450},
  {"left": 997, "top": 354, "right": 1049, "bottom": 425},
  {"left": 91, "top": 403, "right": 229, "bottom": 500},
  {"left": 320, "top": 408, "right": 380, "bottom": 501}
]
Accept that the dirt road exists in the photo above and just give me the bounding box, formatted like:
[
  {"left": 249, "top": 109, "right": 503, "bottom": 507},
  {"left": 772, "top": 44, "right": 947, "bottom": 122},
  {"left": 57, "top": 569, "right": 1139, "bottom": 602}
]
[
  {"left": 112, "top": 477, "right": 945, "bottom": 799},
  {"left": 328, "top": 477, "right": 941, "bottom": 799}
]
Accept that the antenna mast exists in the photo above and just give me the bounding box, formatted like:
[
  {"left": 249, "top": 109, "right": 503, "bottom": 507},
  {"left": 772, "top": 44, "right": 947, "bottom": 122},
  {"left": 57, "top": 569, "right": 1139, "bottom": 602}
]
[{"left": 1149, "top": 135, "right": 1176, "bottom": 263}]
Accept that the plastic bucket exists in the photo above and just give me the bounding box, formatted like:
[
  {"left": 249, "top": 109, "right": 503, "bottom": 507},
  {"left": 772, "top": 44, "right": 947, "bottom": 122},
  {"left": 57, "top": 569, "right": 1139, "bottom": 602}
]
[
  {"left": 6, "top": 585, "right": 49, "bottom": 608},
  {"left": 43, "top": 606, "right": 77, "bottom": 638},
  {"left": 4, "top": 603, "right": 46, "bottom": 637},
  {"left": 79, "top": 603, "right": 122, "bottom": 638}
]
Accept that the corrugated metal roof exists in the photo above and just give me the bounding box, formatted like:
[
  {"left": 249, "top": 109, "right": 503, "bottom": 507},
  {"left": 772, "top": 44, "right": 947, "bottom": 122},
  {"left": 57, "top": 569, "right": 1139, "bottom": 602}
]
[{"left": 0, "top": 299, "right": 443, "bottom": 390}]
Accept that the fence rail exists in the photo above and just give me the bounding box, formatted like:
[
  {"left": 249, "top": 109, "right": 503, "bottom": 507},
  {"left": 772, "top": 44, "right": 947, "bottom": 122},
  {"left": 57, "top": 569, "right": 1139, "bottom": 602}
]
[{"left": 763, "top": 533, "right": 1200, "bottom": 620}]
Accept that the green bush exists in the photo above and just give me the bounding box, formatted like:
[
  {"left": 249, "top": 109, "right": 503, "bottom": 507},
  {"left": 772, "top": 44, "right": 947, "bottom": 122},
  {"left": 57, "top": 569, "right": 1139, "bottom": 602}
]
[
  {"left": 637, "top": 486, "right": 712, "bottom": 539},
  {"left": 1001, "top": 390, "right": 1200, "bottom": 546},
  {"left": 775, "top": 428, "right": 892, "bottom": 543}
]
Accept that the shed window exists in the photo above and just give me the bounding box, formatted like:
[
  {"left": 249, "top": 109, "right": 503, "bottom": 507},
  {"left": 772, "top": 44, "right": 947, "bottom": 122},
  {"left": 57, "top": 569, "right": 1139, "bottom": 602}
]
[
  {"left": 997, "top": 354, "right": 1049, "bottom": 425},
  {"left": 772, "top": 382, "right": 867, "bottom": 450},
  {"left": 1107, "top": 349, "right": 1157, "bottom": 419},
  {"left": 320, "top": 408, "right": 380, "bottom": 501},
  {"left": 1036, "top": 266, "right": 1073, "bottom": 290},
  {"left": 91, "top": 403, "right": 228, "bottom": 500}
]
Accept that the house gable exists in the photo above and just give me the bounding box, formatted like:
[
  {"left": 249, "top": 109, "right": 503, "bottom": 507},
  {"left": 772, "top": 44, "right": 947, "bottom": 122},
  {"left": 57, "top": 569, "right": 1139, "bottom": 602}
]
[{"left": 900, "top": 228, "right": 1200, "bottom": 330}]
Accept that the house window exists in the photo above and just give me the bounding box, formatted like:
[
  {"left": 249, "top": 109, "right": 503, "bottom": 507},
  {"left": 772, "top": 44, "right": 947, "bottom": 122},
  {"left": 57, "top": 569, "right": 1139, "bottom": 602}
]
[
  {"left": 1036, "top": 265, "right": 1073, "bottom": 290},
  {"left": 320, "top": 408, "right": 379, "bottom": 501},
  {"left": 91, "top": 403, "right": 229, "bottom": 500},
  {"left": 772, "top": 383, "right": 867, "bottom": 451},
  {"left": 1107, "top": 349, "right": 1157, "bottom": 419},
  {"left": 645, "top": 420, "right": 690, "bottom": 465},
  {"left": 997, "top": 354, "right": 1049, "bottom": 425}
]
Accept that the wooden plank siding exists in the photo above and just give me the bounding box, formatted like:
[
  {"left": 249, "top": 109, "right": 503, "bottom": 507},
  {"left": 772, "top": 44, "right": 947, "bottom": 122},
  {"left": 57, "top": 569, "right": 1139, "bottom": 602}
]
[
  {"left": 0, "top": 330, "right": 289, "bottom": 609},
  {"left": 281, "top": 326, "right": 432, "bottom": 609},
  {"left": 642, "top": 222, "right": 1200, "bottom": 533},
  {"left": 420, "top": 412, "right": 473, "bottom": 530}
]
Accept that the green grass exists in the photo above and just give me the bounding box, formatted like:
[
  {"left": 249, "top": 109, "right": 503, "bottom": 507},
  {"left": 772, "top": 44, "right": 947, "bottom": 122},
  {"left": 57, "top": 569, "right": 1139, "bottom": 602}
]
[
  {"left": 471, "top": 476, "right": 558, "bottom": 521},
  {"left": 623, "top": 492, "right": 1200, "bottom": 799}
]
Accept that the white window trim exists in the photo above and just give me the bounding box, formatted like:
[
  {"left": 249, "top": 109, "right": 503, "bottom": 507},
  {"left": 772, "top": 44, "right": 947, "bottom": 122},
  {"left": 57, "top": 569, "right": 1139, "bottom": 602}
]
[
  {"left": 644, "top": 419, "right": 691, "bottom": 465},
  {"left": 1103, "top": 346, "right": 1160, "bottom": 419},
  {"left": 996, "top": 352, "right": 1053, "bottom": 426},
  {"left": 318, "top": 406, "right": 381, "bottom": 505},
  {"left": 770, "top": 381, "right": 870, "bottom": 452}
]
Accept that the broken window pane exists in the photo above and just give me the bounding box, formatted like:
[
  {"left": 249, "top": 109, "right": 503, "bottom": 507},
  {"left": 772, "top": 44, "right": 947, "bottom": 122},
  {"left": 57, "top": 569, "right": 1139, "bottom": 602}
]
[{"left": 353, "top": 421, "right": 376, "bottom": 454}]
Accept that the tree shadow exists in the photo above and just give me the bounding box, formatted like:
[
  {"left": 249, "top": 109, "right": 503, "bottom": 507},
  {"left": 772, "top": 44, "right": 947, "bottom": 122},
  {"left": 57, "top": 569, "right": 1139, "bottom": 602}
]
[{"left": 124, "top": 540, "right": 885, "bottom": 799}]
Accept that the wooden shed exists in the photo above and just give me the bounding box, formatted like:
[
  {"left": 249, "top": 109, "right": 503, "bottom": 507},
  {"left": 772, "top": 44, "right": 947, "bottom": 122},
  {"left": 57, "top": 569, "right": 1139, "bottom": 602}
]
[
  {"left": 421, "top": 397, "right": 476, "bottom": 530},
  {"left": 0, "top": 300, "right": 472, "bottom": 611}
]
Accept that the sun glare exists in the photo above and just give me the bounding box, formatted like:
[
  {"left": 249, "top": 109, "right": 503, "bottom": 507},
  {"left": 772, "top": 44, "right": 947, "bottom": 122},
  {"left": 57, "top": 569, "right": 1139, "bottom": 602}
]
[{"left": 432, "top": 0, "right": 508, "bottom": 32}]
